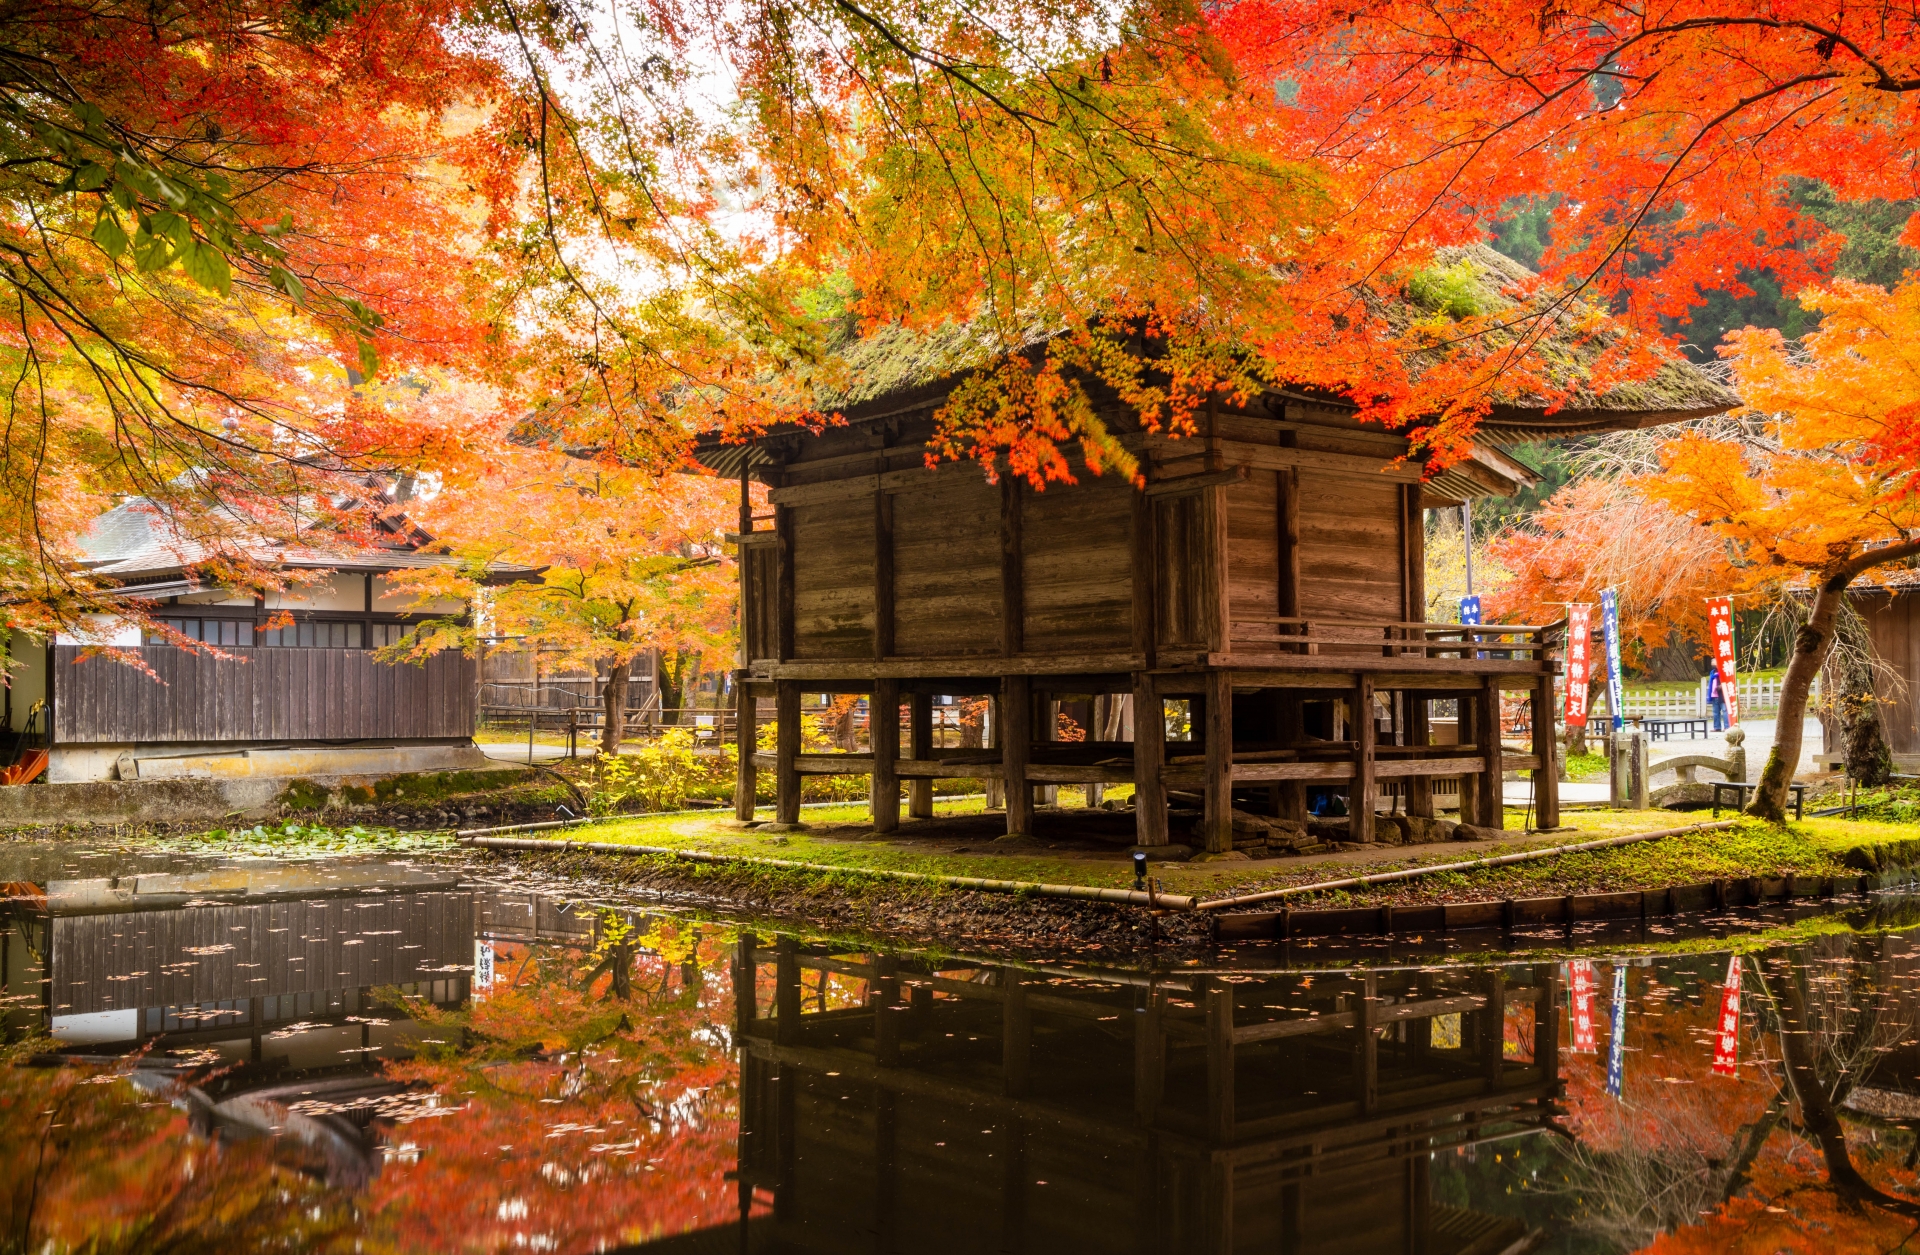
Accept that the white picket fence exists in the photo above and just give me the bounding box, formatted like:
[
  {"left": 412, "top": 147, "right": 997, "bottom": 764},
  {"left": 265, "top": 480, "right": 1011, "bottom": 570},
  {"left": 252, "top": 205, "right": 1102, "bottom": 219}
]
[{"left": 1610, "top": 675, "right": 1800, "bottom": 719}]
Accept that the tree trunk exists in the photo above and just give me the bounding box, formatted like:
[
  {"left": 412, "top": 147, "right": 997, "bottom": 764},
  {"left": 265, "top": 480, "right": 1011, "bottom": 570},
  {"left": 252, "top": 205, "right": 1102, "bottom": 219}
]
[
  {"left": 1837, "top": 645, "right": 1895, "bottom": 787},
  {"left": 1750, "top": 539, "right": 1920, "bottom": 822},
  {"left": 600, "top": 659, "right": 630, "bottom": 757}
]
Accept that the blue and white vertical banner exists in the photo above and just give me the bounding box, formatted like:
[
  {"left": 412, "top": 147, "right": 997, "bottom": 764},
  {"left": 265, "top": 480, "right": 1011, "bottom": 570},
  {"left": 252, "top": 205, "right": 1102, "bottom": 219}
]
[
  {"left": 1605, "top": 962, "right": 1628, "bottom": 1098},
  {"left": 1460, "top": 594, "right": 1483, "bottom": 660},
  {"left": 1599, "top": 588, "right": 1625, "bottom": 731}
]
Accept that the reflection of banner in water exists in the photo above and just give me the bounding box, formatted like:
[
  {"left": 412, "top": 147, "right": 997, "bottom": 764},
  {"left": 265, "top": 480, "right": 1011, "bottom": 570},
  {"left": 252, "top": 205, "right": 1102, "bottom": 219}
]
[
  {"left": 1606, "top": 963, "right": 1628, "bottom": 1097},
  {"left": 474, "top": 940, "right": 495, "bottom": 999},
  {"left": 1569, "top": 960, "right": 1597, "bottom": 1053},
  {"left": 1712, "top": 954, "right": 1743, "bottom": 1076}
]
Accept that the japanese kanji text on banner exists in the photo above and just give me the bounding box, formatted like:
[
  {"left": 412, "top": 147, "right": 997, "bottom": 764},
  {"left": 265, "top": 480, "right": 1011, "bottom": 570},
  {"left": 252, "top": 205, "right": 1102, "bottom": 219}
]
[
  {"left": 1707, "top": 596, "right": 1741, "bottom": 726},
  {"left": 1563, "top": 603, "right": 1593, "bottom": 728}
]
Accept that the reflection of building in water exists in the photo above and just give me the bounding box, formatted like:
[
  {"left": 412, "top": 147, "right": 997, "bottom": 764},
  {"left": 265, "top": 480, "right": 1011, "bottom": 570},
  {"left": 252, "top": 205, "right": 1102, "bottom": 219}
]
[{"left": 730, "top": 938, "right": 1562, "bottom": 1254}]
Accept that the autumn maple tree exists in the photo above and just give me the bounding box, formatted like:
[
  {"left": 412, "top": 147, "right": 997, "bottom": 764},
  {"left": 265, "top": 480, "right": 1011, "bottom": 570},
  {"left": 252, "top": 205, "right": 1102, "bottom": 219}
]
[{"left": 390, "top": 449, "right": 739, "bottom": 754}]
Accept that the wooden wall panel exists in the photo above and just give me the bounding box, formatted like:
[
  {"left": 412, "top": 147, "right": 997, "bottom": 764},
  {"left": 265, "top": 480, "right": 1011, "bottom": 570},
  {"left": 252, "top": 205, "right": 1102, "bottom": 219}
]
[
  {"left": 1226, "top": 470, "right": 1282, "bottom": 646},
  {"left": 1154, "top": 492, "right": 1210, "bottom": 648},
  {"left": 52, "top": 646, "right": 476, "bottom": 744},
  {"left": 790, "top": 498, "right": 877, "bottom": 659},
  {"left": 1022, "top": 474, "right": 1133, "bottom": 653},
  {"left": 742, "top": 542, "right": 781, "bottom": 663},
  {"left": 1295, "top": 476, "right": 1405, "bottom": 624},
  {"left": 891, "top": 472, "right": 1002, "bottom": 657},
  {"left": 1867, "top": 590, "right": 1920, "bottom": 756}
]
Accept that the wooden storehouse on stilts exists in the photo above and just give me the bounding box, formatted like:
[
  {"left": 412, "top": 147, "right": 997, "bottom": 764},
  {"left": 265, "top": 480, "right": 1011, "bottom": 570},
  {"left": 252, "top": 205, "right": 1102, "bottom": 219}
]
[{"left": 694, "top": 246, "right": 1738, "bottom": 854}]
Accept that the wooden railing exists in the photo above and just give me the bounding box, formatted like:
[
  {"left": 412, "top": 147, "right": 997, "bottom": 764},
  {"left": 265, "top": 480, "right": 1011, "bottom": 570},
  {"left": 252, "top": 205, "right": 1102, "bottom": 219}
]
[{"left": 1228, "top": 617, "right": 1557, "bottom": 660}]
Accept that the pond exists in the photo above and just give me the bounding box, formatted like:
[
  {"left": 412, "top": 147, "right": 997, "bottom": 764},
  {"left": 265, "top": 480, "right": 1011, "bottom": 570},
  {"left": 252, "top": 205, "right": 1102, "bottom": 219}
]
[{"left": 5, "top": 839, "right": 1920, "bottom": 1253}]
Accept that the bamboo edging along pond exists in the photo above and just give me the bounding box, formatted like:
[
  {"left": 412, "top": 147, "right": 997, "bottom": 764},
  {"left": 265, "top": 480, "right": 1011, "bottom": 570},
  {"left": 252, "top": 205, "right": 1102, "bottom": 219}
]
[{"left": 457, "top": 835, "right": 1199, "bottom": 911}]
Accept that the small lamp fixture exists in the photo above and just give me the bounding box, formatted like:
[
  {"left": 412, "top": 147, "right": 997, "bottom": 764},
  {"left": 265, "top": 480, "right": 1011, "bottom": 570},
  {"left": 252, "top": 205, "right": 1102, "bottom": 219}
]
[{"left": 1132, "top": 850, "right": 1148, "bottom": 891}]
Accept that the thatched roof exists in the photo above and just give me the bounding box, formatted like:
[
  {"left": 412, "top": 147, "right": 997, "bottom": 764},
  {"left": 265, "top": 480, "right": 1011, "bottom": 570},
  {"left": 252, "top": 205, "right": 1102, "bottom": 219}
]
[{"left": 787, "top": 243, "right": 1738, "bottom": 432}]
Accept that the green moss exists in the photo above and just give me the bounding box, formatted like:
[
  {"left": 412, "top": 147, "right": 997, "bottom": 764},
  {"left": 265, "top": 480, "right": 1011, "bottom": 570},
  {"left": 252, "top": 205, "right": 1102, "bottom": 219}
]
[
  {"left": 278, "top": 778, "right": 329, "bottom": 812},
  {"left": 1406, "top": 261, "right": 1484, "bottom": 320},
  {"left": 371, "top": 769, "right": 528, "bottom": 804}
]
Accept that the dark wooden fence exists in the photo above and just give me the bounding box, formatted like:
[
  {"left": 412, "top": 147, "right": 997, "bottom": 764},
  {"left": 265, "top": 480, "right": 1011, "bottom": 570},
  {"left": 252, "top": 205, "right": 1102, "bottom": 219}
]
[{"left": 52, "top": 645, "right": 476, "bottom": 744}]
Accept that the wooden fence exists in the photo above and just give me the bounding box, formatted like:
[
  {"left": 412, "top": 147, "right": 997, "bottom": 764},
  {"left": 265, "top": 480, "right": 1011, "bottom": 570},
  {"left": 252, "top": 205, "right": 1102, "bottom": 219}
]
[{"left": 52, "top": 645, "right": 476, "bottom": 744}]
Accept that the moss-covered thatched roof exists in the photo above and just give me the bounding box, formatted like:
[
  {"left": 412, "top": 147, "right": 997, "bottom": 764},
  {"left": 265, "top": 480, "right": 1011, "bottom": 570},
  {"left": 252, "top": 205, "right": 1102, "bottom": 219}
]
[{"left": 792, "top": 242, "right": 1737, "bottom": 433}]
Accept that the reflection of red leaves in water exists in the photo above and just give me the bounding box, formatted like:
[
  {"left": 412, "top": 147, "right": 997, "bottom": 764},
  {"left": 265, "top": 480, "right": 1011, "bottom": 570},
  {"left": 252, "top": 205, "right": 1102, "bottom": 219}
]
[{"left": 363, "top": 926, "right": 752, "bottom": 1253}]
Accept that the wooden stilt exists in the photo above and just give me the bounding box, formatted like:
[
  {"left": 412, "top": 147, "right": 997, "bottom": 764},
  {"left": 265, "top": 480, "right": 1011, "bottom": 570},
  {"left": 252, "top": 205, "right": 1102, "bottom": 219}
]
[
  {"left": 1205, "top": 981, "right": 1235, "bottom": 1141},
  {"left": 1203, "top": 670, "right": 1233, "bottom": 854},
  {"left": 1478, "top": 675, "right": 1504, "bottom": 829},
  {"left": 1533, "top": 962, "right": 1560, "bottom": 1088},
  {"left": 873, "top": 955, "right": 901, "bottom": 1065},
  {"left": 1349, "top": 675, "right": 1376, "bottom": 842},
  {"left": 734, "top": 676, "right": 758, "bottom": 822},
  {"left": 1480, "top": 967, "right": 1507, "bottom": 1091},
  {"left": 775, "top": 681, "right": 802, "bottom": 825},
  {"left": 872, "top": 678, "right": 900, "bottom": 832},
  {"left": 1002, "top": 675, "right": 1032, "bottom": 837},
  {"left": 1405, "top": 690, "right": 1433, "bottom": 819},
  {"left": 733, "top": 934, "right": 758, "bottom": 1039},
  {"left": 1532, "top": 673, "right": 1560, "bottom": 829},
  {"left": 875, "top": 1089, "right": 898, "bottom": 1249},
  {"left": 1134, "top": 988, "right": 1164, "bottom": 1125},
  {"left": 908, "top": 692, "right": 933, "bottom": 819},
  {"left": 1277, "top": 692, "right": 1307, "bottom": 822},
  {"left": 774, "top": 937, "right": 800, "bottom": 1046},
  {"left": 1003, "top": 968, "right": 1031, "bottom": 1097},
  {"left": 1000, "top": 1117, "right": 1028, "bottom": 1255},
  {"left": 1354, "top": 972, "right": 1378, "bottom": 1115},
  {"left": 1132, "top": 673, "right": 1168, "bottom": 846}
]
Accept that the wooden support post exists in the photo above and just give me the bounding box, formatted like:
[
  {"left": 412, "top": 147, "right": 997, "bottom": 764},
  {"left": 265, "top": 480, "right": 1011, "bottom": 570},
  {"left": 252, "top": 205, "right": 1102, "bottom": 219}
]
[
  {"left": 1480, "top": 967, "right": 1507, "bottom": 1091},
  {"left": 1001, "top": 674, "right": 1032, "bottom": 837},
  {"left": 1277, "top": 467, "right": 1301, "bottom": 651},
  {"left": 1131, "top": 482, "right": 1158, "bottom": 670},
  {"left": 734, "top": 677, "right": 758, "bottom": 822},
  {"left": 775, "top": 681, "right": 802, "bottom": 825},
  {"left": 873, "top": 955, "right": 901, "bottom": 1066},
  {"left": 908, "top": 692, "right": 933, "bottom": 819},
  {"left": 1534, "top": 962, "right": 1560, "bottom": 1090},
  {"left": 1354, "top": 972, "right": 1378, "bottom": 1115},
  {"left": 1478, "top": 675, "right": 1504, "bottom": 829},
  {"left": 1405, "top": 690, "right": 1433, "bottom": 819},
  {"left": 1350, "top": 674, "right": 1376, "bottom": 843},
  {"left": 773, "top": 1060, "right": 796, "bottom": 1221},
  {"left": 1003, "top": 968, "right": 1031, "bottom": 1098},
  {"left": 774, "top": 937, "right": 801, "bottom": 1046},
  {"left": 1277, "top": 692, "right": 1306, "bottom": 821},
  {"left": 875, "top": 1089, "right": 898, "bottom": 1249},
  {"left": 872, "top": 678, "right": 900, "bottom": 833},
  {"left": 1532, "top": 672, "right": 1560, "bottom": 829},
  {"left": 774, "top": 504, "right": 795, "bottom": 662},
  {"left": 1205, "top": 980, "right": 1235, "bottom": 1142},
  {"left": 1134, "top": 988, "right": 1164, "bottom": 1126},
  {"left": 874, "top": 486, "right": 894, "bottom": 660},
  {"left": 1203, "top": 670, "right": 1233, "bottom": 854},
  {"left": 1001, "top": 478, "right": 1024, "bottom": 657},
  {"left": 732, "top": 934, "right": 758, "bottom": 1039},
  {"left": 1132, "top": 673, "right": 1168, "bottom": 846}
]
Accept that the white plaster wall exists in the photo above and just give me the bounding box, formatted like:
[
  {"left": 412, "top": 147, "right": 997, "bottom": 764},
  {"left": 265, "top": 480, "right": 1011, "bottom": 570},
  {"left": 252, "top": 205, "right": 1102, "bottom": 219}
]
[
  {"left": 264, "top": 573, "right": 369, "bottom": 613},
  {"left": 374, "top": 572, "right": 464, "bottom": 616},
  {"left": 55, "top": 615, "right": 140, "bottom": 646},
  {"left": 175, "top": 589, "right": 257, "bottom": 607}
]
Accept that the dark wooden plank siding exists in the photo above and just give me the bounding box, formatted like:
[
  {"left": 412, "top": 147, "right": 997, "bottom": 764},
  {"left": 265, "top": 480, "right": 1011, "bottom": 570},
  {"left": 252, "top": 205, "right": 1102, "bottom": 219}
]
[
  {"left": 1021, "top": 473, "right": 1134, "bottom": 653},
  {"left": 890, "top": 472, "right": 1003, "bottom": 657},
  {"left": 1295, "top": 477, "right": 1405, "bottom": 624},
  {"left": 52, "top": 646, "right": 477, "bottom": 744},
  {"left": 49, "top": 889, "right": 473, "bottom": 1015},
  {"left": 791, "top": 499, "right": 876, "bottom": 659},
  {"left": 1866, "top": 589, "right": 1920, "bottom": 756},
  {"left": 743, "top": 542, "right": 781, "bottom": 663},
  {"left": 1227, "top": 470, "right": 1283, "bottom": 646},
  {"left": 1154, "top": 492, "right": 1212, "bottom": 649}
]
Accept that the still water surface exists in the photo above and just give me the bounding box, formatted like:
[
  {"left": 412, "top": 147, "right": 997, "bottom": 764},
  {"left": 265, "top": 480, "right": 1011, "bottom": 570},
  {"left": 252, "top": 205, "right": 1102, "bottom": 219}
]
[{"left": 6, "top": 840, "right": 1920, "bottom": 1253}]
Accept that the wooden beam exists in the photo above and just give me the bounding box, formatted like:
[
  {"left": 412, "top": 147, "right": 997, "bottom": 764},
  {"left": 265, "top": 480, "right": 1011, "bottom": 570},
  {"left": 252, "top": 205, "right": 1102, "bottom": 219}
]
[
  {"left": 1354, "top": 972, "right": 1378, "bottom": 1116},
  {"left": 1132, "top": 672, "right": 1168, "bottom": 847},
  {"left": 774, "top": 505, "right": 795, "bottom": 662},
  {"left": 755, "top": 652, "right": 1148, "bottom": 681},
  {"left": 1003, "top": 969, "right": 1031, "bottom": 1098},
  {"left": 1142, "top": 466, "right": 1249, "bottom": 495},
  {"left": 1533, "top": 672, "right": 1561, "bottom": 829},
  {"left": 1001, "top": 674, "right": 1032, "bottom": 836},
  {"left": 775, "top": 681, "right": 802, "bottom": 824},
  {"left": 1405, "top": 690, "right": 1433, "bottom": 819},
  {"left": 908, "top": 692, "right": 933, "bottom": 819},
  {"left": 1477, "top": 675, "right": 1504, "bottom": 829},
  {"left": 1148, "top": 434, "right": 1424, "bottom": 482},
  {"left": 1205, "top": 982, "right": 1235, "bottom": 1142},
  {"left": 1134, "top": 990, "right": 1164, "bottom": 1125},
  {"left": 1001, "top": 478, "right": 1024, "bottom": 656},
  {"left": 1276, "top": 693, "right": 1306, "bottom": 821},
  {"left": 1209, "top": 484, "right": 1231, "bottom": 654},
  {"left": 734, "top": 675, "right": 758, "bottom": 822},
  {"left": 1349, "top": 674, "right": 1375, "bottom": 843},
  {"left": 872, "top": 678, "right": 900, "bottom": 833},
  {"left": 1130, "top": 484, "right": 1157, "bottom": 670},
  {"left": 874, "top": 487, "right": 895, "bottom": 660},
  {"left": 1203, "top": 670, "right": 1233, "bottom": 854}
]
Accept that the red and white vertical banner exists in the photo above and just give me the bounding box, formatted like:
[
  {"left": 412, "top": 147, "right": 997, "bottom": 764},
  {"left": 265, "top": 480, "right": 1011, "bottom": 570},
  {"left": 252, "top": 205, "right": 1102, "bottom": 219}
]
[
  {"left": 1564, "top": 603, "right": 1594, "bottom": 727},
  {"left": 1712, "top": 954, "right": 1743, "bottom": 1076},
  {"left": 1707, "top": 597, "right": 1741, "bottom": 725},
  {"left": 1569, "top": 959, "right": 1598, "bottom": 1053}
]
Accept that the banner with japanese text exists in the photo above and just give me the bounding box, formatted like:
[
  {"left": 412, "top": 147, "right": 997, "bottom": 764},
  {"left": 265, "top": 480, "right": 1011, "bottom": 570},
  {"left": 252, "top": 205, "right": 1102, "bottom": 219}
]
[
  {"left": 1707, "top": 596, "right": 1741, "bottom": 726},
  {"left": 1600, "top": 589, "right": 1625, "bottom": 731},
  {"left": 1569, "top": 959, "right": 1597, "bottom": 1053},
  {"left": 1606, "top": 962, "right": 1628, "bottom": 1097},
  {"left": 1712, "top": 954, "right": 1743, "bottom": 1076},
  {"left": 1564, "top": 603, "right": 1594, "bottom": 727}
]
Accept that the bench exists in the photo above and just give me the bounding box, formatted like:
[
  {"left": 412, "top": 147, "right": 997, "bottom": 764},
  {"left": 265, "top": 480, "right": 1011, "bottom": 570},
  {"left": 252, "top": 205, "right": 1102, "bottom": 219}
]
[
  {"left": 1643, "top": 716, "right": 1709, "bottom": 742},
  {"left": 1711, "top": 781, "right": 1805, "bottom": 821}
]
